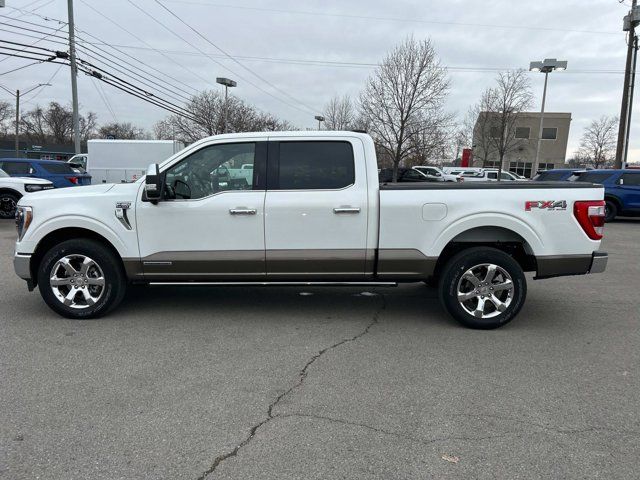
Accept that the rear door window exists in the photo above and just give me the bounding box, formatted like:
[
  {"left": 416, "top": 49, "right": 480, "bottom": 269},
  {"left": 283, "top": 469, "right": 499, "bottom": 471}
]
[
  {"left": 41, "top": 162, "right": 76, "bottom": 174},
  {"left": 1, "top": 161, "right": 32, "bottom": 175},
  {"left": 275, "top": 141, "right": 354, "bottom": 190},
  {"left": 621, "top": 172, "right": 640, "bottom": 186}
]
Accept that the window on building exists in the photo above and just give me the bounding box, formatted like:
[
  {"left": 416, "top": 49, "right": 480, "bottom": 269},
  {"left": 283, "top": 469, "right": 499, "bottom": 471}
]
[
  {"left": 509, "top": 161, "right": 533, "bottom": 178},
  {"left": 538, "top": 163, "right": 555, "bottom": 171},
  {"left": 483, "top": 160, "right": 500, "bottom": 168},
  {"left": 515, "top": 127, "right": 530, "bottom": 139},
  {"left": 542, "top": 127, "right": 558, "bottom": 140}
]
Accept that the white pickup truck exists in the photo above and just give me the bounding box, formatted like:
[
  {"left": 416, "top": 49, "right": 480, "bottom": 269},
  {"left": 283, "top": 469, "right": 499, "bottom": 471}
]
[{"left": 13, "top": 132, "right": 608, "bottom": 329}]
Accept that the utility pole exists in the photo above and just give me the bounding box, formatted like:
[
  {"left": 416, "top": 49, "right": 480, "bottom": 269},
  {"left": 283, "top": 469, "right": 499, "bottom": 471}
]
[
  {"left": 67, "top": 0, "right": 81, "bottom": 154},
  {"left": 314, "top": 115, "right": 325, "bottom": 130},
  {"left": 616, "top": 0, "right": 639, "bottom": 169},
  {"left": 14, "top": 89, "right": 19, "bottom": 157}
]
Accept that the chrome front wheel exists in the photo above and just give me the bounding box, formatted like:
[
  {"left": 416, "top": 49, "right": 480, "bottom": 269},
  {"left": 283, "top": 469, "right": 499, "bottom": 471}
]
[{"left": 49, "top": 255, "right": 106, "bottom": 309}]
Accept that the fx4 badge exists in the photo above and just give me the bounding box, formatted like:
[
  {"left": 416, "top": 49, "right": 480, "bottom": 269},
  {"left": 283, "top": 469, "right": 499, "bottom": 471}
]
[{"left": 525, "top": 200, "right": 567, "bottom": 211}]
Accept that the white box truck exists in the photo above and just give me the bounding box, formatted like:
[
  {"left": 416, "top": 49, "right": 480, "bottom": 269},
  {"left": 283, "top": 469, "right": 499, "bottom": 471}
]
[{"left": 86, "top": 140, "right": 184, "bottom": 184}]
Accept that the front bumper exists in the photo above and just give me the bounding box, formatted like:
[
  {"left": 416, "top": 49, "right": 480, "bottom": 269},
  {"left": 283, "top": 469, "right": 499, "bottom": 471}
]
[
  {"left": 535, "top": 251, "right": 608, "bottom": 279},
  {"left": 14, "top": 253, "right": 35, "bottom": 291}
]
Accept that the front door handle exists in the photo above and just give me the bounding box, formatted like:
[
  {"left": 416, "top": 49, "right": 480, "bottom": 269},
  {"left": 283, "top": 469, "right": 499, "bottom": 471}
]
[
  {"left": 333, "top": 207, "right": 361, "bottom": 214},
  {"left": 229, "top": 208, "right": 257, "bottom": 215}
]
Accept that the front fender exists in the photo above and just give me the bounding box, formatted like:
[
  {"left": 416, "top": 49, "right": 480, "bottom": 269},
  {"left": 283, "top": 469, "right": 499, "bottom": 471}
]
[{"left": 20, "top": 215, "right": 128, "bottom": 258}]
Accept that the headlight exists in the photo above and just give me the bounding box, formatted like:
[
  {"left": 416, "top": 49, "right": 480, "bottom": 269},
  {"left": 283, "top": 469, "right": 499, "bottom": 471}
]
[
  {"left": 25, "top": 184, "right": 53, "bottom": 192},
  {"left": 15, "top": 206, "right": 33, "bottom": 241}
]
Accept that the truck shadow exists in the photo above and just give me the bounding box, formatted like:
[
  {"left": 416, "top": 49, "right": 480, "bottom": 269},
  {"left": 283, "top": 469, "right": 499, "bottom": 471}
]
[{"left": 118, "top": 283, "right": 458, "bottom": 329}]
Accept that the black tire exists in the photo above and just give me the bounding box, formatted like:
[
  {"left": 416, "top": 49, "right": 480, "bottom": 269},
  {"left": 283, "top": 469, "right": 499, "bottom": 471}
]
[
  {"left": 0, "top": 191, "right": 19, "bottom": 219},
  {"left": 37, "top": 239, "right": 127, "bottom": 319},
  {"left": 604, "top": 200, "right": 617, "bottom": 223},
  {"left": 438, "top": 247, "right": 527, "bottom": 329}
]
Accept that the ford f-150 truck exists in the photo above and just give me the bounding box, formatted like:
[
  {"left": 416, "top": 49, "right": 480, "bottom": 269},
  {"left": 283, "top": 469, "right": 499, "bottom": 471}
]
[{"left": 13, "top": 132, "right": 608, "bottom": 329}]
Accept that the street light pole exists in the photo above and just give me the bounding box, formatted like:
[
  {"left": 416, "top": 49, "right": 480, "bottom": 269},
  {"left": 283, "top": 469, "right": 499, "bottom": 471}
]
[
  {"left": 616, "top": 0, "right": 638, "bottom": 169},
  {"left": 67, "top": 0, "right": 81, "bottom": 154},
  {"left": 533, "top": 71, "right": 549, "bottom": 179},
  {"left": 216, "top": 77, "right": 237, "bottom": 134},
  {"left": 15, "top": 89, "right": 19, "bottom": 157},
  {"left": 529, "top": 58, "right": 567, "bottom": 178}
]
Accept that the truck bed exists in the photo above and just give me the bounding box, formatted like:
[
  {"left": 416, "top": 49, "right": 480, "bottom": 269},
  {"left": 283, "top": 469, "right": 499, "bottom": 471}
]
[{"left": 379, "top": 181, "right": 600, "bottom": 190}]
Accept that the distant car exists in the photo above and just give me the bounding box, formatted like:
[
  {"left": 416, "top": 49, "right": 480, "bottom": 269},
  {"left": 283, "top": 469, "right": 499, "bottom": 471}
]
[
  {"left": 533, "top": 169, "right": 588, "bottom": 182},
  {"left": 456, "top": 169, "right": 520, "bottom": 182},
  {"left": 67, "top": 153, "right": 88, "bottom": 172},
  {"left": 379, "top": 167, "right": 440, "bottom": 183},
  {"left": 413, "top": 166, "right": 462, "bottom": 182},
  {"left": 572, "top": 169, "right": 640, "bottom": 221},
  {"left": 0, "top": 167, "right": 53, "bottom": 219},
  {"left": 0, "top": 158, "right": 91, "bottom": 188}
]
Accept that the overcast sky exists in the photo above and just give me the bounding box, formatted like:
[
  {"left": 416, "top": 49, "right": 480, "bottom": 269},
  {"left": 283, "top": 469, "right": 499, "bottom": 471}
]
[{"left": 0, "top": 0, "right": 636, "bottom": 161}]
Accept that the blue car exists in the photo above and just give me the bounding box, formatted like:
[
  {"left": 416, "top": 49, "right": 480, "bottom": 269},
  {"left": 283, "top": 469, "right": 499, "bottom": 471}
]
[
  {"left": 0, "top": 158, "right": 91, "bottom": 188},
  {"left": 573, "top": 169, "right": 640, "bottom": 222},
  {"left": 534, "top": 168, "right": 587, "bottom": 182}
]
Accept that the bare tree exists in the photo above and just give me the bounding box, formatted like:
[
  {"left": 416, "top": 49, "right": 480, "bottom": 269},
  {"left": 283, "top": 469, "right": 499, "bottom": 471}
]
[
  {"left": 577, "top": 115, "right": 618, "bottom": 169},
  {"left": 0, "top": 101, "right": 14, "bottom": 135},
  {"left": 323, "top": 95, "right": 356, "bottom": 130},
  {"left": 97, "top": 121, "right": 149, "bottom": 140},
  {"left": 359, "top": 37, "right": 450, "bottom": 181},
  {"left": 467, "top": 93, "right": 496, "bottom": 167},
  {"left": 20, "top": 102, "right": 97, "bottom": 144},
  {"left": 153, "top": 90, "right": 292, "bottom": 144},
  {"left": 482, "top": 70, "right": 533, "bottom": 178}
]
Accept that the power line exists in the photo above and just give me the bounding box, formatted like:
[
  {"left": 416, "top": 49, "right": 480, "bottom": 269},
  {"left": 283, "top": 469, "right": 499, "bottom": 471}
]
[
  {"left": 0, "top": 22, "right": 65, "bottom": 64},
  {"left": 152, "top": 0, "right": 320, "bottom": 115},
  {"left": 22, "top": 62, "right": 64, "bottom": 103},
  {"left": 123, "top": 0, "right": 318, "bottom": 116},
  {"left": 75, "top": 41, "right": 194, "bottom": 103},
  {"left": 90, "top": 74, "right": 117, "bottom": 122},
  {"left": 76, "top": 0, "right": 211, "bottom": 88},
  {"left": 162, "top": 0, "right": 622, "bottom": 36}
]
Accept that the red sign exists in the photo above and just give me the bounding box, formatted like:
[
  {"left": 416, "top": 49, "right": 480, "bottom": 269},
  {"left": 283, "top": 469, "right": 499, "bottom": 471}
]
[{"left": 461, "top": 148, "right": 472, "bottom": 167}]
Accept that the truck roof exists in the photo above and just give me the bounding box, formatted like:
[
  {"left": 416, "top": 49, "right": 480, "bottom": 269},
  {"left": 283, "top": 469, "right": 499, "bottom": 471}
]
[{"left": 196, "top": 131, "right": 372, "bottom": 141}]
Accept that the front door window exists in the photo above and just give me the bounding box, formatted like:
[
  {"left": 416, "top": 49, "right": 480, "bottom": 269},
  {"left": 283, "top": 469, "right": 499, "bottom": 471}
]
[{"left": 164, "top": 143, "right": 255, "bottom": 200}]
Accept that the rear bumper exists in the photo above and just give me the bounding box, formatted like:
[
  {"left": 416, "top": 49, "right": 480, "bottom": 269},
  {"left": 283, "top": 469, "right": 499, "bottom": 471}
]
[{"left": 535, "top": 251, "right": 608, "bottom": 279}]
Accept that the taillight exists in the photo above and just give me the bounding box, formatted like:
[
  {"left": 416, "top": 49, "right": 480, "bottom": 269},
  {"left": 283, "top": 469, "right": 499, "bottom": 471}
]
[
  {"left": 574, "top": 200, "right": 605, "bottom": 240},
  {"left": 66, "top": 176, "right": 78, "bottom": 184}
]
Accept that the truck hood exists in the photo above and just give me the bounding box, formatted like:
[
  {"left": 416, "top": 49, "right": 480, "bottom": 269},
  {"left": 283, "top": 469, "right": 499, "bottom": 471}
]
[
  {"left": 25, "top": 183, "right": 115, "bottom": 200},
  {"left": 4, "top": 176, "right": 52, "bottom": 186}
]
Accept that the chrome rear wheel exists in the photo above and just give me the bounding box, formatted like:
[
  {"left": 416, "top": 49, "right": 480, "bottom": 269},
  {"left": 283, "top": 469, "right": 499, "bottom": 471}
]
[{"left": 456, "top": 263, "right": 514, "bottom": 319}]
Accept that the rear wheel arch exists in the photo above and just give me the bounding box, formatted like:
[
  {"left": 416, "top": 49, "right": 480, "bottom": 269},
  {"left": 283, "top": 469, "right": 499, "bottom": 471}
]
[
  {"left": 431, "top": 226, "right": 537, "bottom": 282},
  {"left": 31, "top": 227, "right": 126, "bottom": 287}
]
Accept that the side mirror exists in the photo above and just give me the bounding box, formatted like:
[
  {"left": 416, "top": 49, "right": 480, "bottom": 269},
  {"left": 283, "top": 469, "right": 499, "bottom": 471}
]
[{"left": 145, "top": 163, "right": 163, "bottom": 203}]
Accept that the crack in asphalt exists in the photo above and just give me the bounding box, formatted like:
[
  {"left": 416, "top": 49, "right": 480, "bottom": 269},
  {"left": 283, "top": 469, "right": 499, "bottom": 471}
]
[
  {"left": 196, "top": 294, "right": 387, "bottom": 480},
  {"left": 278, "top": 412, "right": 516, "bottom": 447}
]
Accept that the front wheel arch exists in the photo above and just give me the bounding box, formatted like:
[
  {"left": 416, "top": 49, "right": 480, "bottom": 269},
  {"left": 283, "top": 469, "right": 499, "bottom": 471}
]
[{"left": 30, "top": 228, "right": 126, "bottom": 288}]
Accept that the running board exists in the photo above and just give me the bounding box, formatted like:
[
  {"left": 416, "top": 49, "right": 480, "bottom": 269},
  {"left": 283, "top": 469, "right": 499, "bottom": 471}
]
[{"left": 147, "top": 281, "right": 398, "bottom": 287}]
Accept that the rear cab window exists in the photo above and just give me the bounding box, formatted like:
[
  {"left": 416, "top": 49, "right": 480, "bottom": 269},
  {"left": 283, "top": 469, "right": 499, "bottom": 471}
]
[{"left": 273, "top": 141, "right": 354, "bottom": 190}]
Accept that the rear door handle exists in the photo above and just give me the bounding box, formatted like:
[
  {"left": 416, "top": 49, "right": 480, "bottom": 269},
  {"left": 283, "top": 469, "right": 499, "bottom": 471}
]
[
  {"left": 229, "top": 208, "right": 257, "bottom": 215},
  {"left": 333, "top": 207, "right": 361, "bottom": 214}
]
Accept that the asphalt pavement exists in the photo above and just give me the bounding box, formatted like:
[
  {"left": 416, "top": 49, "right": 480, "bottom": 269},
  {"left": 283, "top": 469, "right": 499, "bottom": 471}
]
[{"left": 0, "top": 219, "right": 638, "bottom": 479}]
